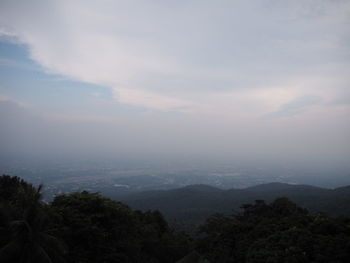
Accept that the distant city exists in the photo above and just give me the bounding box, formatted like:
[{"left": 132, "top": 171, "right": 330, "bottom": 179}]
[{"left": 1, "top": 157, "right": 349, "bottom": 202}]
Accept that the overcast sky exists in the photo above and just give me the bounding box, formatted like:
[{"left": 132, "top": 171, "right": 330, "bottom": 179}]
[{"left": 0, "top": 0, "right": 349, "bottom": 168}]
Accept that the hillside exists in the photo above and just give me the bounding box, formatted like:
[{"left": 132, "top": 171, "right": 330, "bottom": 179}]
[
  {"left": 119, "top": 183, "right": 350, "bottom": 224},
  {"left": 2, "top": 175, "right": 350, "bottom": 262}
]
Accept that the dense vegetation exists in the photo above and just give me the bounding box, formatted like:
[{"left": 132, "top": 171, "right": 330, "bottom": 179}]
[
  {"left": 198, "top": 199, "right": 350, "bottom": 262},
  {"left": 0, "top": 175, "right": 190, "bottom": 263},
  {"left": 1, "top": 175, "right": 350, "bottom": 262}
]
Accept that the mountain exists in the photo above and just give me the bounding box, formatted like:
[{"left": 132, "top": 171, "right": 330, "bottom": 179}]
[
  {"left": 117, "top": 183, "right": 350, "bottom": 225},
  {"left": 244, "top": 182, "right": 325, "bottom": 192}
]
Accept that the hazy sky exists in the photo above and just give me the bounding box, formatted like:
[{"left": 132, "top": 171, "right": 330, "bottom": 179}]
[{"left": 0, "top": 0, "right": 349, "bottom": 168}]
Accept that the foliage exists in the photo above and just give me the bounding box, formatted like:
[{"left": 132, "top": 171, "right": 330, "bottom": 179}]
[
  {"left": 0, "top": 175, "right": 67, "bottom": 263},
  {"left": 2, "top": 175, "right": 350, "bottom": 263},
  {"left": 0, "top": 175, "right": 190, "bottom": 263},
  {"left": 197, "top": 197, "right": 350, "bottom": 263},
  {"left": 48, "top": 191, "right": 190, "bottom": 262}
]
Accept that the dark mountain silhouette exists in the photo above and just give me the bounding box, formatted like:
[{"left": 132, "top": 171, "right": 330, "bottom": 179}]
[
  {"left": 120, "top": 183, "right": 350, "bottom": 224},
  {"left": 244, "top": 182, "right": 325, "bottom": 192}
]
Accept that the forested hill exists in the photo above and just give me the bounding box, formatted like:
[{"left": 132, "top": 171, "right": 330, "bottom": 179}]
[
  {"left": 120, "top": 183, "right": 350, "bottom": 223},
  {"left": 1, "top": 175, "right": 350, "bottom": 262}
]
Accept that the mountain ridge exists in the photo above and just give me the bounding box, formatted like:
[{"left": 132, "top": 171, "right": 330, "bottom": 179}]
[{"left": 116, "top": 182, "right": 350, "bottom": 224}]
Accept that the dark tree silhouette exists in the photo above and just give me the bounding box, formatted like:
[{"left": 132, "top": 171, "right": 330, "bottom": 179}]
[
  {"left": 0, "top": 175, "right": 67, "bottom": 263},
  {"left": 197, "top": 198, "right": 350, "bottom": 263}
]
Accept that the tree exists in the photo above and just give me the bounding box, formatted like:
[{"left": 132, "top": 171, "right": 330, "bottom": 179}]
[
  {"left": 49, "top": 191, "right": 190, "bottom": 262},
  {"left": 0, "top": 175, "right": 67, "bottom": 263},
  {"left": 1, "top": 176, "right": 191, "bottom": 263},
  {"left": 198, "top": 198, "right": 350, "bottom": 263}
]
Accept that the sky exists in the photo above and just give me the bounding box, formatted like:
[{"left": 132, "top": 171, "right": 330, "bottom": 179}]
[{"left": 0, "top": 0, "right": 349, "bottom": 169}]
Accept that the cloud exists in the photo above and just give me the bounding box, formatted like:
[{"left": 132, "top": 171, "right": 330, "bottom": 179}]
[
  {"left": 0, "top": 95, "right": 349, "bottom": 169},
  {"left": 115, "top": 88, "right": 192, "bottom": 112},
  {"left": 265, "top": 95, "right": 322, "bottom": 118},
  {"left": 0, "top": 0, "right": 349, "bottom": 112}
]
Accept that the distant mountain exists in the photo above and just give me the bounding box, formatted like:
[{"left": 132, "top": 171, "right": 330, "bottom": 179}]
[
  {"left": 118, "top": 183, "right": 350, "bottom": 224},
  {"left": 244, "top": 182, "right": 325, "bottom": 192}
]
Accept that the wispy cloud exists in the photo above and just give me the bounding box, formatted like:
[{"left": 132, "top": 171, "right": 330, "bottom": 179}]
[
  {"left": 265, "top": 95, "right": 323, "bottom": 118},
  {"left": 0, "top": 0, "right": 349, "bottom": 113}
]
